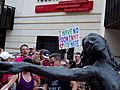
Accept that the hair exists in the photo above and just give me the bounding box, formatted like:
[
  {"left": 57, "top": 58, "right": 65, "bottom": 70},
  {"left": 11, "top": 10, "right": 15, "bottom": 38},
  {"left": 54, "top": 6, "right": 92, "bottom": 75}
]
[
  {"left": 49, "top": 53, "right": 61, "bottom": 61},
  {"left": 39, "top": 49, "right": 44, "bottom": 60},
  {"left": 23, "top": 57, "right": 33, "bottom": 64},
  {"left": 75, "top": 52, "right": 81, "bottom": 55},
  {"left": 20, "top": 44, "right": 28, "bottom": 51},
  {"left": 22, "top": 57, "right": 33, "bottom": 72},
  {"left": 0, "top": 57, "right": 4, "bottom": 62}
]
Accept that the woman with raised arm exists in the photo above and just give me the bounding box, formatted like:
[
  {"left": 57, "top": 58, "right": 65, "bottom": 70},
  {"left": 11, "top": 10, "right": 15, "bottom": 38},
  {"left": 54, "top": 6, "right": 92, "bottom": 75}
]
[{"left": 0, "top": 57, "right": 40, "bottom": 90}]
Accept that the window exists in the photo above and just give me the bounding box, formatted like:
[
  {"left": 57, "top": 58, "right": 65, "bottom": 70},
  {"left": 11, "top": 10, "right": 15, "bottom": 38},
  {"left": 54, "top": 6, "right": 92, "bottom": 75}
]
[
  {"left": 104, "top": 0, "right": 120, "bottom": 29},
  {"left": 0, "top": 5, "right": 15, "bottom": 30}
]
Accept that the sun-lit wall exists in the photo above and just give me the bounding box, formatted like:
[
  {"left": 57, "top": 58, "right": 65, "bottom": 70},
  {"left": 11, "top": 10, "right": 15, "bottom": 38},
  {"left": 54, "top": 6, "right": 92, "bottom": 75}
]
[
  {"left": 5, "top": 0, "right": 105, "bottom": 53},
  {"left": 105, "top": 30, "right": 120, "bottom": 61}
]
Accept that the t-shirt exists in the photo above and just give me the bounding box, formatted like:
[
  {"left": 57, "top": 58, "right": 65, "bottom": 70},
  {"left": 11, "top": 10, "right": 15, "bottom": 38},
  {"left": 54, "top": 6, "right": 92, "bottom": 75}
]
[
  {"left": 46, "top": 79, "right": 71, "bottom": 90},
  {"left": 1, "top": 74, "right": 12, "bottom": 90},
  {"left": 2, "top": 74, "right": 12, "bottom": 84},
  {"left": 15, "top": 56, "right": 32, "bottom": 62},
  {"left": 15, "top": 56, "right": 24, "bottom": 62}
]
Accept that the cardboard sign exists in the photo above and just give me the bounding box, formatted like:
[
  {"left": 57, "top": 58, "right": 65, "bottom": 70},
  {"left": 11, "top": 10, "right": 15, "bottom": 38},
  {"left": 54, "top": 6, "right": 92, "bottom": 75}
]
[{"left": 59, "top": 27, "right": 80, "bottom": 50}]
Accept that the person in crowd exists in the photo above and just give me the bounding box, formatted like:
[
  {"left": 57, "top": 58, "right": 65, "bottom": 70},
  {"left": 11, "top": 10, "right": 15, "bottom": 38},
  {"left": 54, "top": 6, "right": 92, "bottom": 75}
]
[
  {"left": 32, "top": 50, "right": 41, "bottom": 65},
  {"left": 71, "top": 52, "right": 90, "bottom": 90},
  {"left": 68, "top": 52, "right": 81, "bottom": 68},
  {"left": 39, "top": 49, "right": 51, "bottom": 86},
  {"left": 29, "top": 47, "right": 36, "bottom": 57},
  {"left": 39, "top": 49, "right": 44, "bottom": 61},
  {"left": 0, "top": 51, "right": 12, "bottom": 62},
  {"left": 74, "top": 52, "right": 81, "bottom": 68},
  {"left": 15, "top": 44, "right": 30, "bottom": 62},
  {"left": 0, "top": 51, "right": 14, "bottom": 89},
  {"left": 0, "top": 57, "right": 40, "bottom": 90},
  {"left": 64, "top": 51, "right": 90, "bottom": 90},
  {"left": 41, "top": 49, "right": 50, "bottom": 66},
  {"left": 43, "top": 53, "right": 77, "bottom": 90},
  {"left": 64, "top": 49, "right": 80, "bottom": 68}
]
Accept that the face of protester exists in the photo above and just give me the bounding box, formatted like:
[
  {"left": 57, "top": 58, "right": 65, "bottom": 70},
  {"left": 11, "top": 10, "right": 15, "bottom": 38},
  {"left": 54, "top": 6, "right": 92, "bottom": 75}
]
[
  {"left": 49, "top": 57, "right": 60, "bottom": 66},
  {"left": 34, "top": 51, "right": 40, "bottom": 58},
  {"left": 30, "top": 48, "right": 36, "bottom": 54},
  {"left": 21, "top": 46, "right": 29, "bottom": 57},
  {"left": 75, "top": 54, "right": 80, "bottom": 63}
]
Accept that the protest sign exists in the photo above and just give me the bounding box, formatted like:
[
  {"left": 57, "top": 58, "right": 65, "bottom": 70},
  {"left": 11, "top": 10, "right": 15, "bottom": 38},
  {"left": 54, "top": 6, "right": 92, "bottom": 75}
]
[{"left": 59, "top": 27, "right": 80, "bottom": 50}]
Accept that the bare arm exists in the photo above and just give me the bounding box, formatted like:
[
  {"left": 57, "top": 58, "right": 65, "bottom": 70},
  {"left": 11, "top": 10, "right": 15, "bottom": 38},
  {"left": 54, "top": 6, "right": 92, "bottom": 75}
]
[
  {"left": 43, "top": 84, "right": 48, "bottom": 90},
  {"left": 33, "top": 74, "right": 40, "bottom": 87},
  {"left": 71, "top": 81, "right": 77, "bottom": 90},
  {"left": 64, "top": 49, "right": 69, "bottom": 60},
  {"left": 1, "top": 74, "right": 18, "bottom": 90}
]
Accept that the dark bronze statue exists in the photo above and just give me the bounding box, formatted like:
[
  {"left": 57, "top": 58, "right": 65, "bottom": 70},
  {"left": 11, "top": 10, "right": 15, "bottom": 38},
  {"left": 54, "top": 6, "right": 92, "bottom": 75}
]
[{"left": 0, "top": 33, "right": 120, "bottom": 90}]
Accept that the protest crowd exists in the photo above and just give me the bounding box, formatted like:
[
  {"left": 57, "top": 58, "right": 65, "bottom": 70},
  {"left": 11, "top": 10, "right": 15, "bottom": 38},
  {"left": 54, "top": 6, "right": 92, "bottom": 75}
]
[{"left": 0, "top": 44, "right": 90, "bottom": 90}]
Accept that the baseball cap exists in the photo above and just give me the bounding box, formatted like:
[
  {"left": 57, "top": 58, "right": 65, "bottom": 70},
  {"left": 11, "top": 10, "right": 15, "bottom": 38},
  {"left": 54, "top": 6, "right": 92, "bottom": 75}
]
[
  {"left": 29, "top": 46, "right": 35, "bottom": 50},
  {"left": 0, "top": 51, "right": 12, "bottom": 59},
  {"left": 42, "top": 49, "right": 50, "bottom": 59}
]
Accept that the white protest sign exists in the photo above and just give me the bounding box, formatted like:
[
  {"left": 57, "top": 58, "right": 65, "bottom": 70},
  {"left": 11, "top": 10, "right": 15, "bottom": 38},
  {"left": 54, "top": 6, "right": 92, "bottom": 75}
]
[{"left": 58, "top": 27, "right": 80, "bottom": 50}]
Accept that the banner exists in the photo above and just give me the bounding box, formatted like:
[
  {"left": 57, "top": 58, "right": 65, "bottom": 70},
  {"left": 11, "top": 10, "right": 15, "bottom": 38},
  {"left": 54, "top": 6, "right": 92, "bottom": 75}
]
[
  {"left": 35, "top": 0, "right": 93, "bottom": 13},
  {"left": 59, "top": 27, "right": 80, "bottom": 50}
]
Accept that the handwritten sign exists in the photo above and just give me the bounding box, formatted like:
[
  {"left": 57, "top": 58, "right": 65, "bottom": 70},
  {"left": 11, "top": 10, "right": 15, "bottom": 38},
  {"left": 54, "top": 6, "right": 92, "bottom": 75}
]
[{"left": 59, "top": 27, "right": 80, "bottom": 50}]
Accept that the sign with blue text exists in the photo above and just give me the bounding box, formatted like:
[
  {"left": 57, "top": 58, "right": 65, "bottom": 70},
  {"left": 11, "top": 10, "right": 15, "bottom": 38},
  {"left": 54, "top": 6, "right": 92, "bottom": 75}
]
[{"left": 59, "top": 27, "right": 80, "bottom": 50}]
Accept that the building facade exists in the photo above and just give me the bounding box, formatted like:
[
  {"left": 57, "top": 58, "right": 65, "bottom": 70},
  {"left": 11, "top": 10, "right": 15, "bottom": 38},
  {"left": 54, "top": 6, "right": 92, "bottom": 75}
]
[{"left": 5, "top": 0, "right": 120, "bottom": 61}]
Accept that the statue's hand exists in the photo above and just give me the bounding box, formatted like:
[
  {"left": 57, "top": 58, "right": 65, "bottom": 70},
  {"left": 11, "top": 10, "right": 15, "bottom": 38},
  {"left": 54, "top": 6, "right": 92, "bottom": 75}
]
[
  {"left": 0, "top": 62, "right": 31, "bottom": 74},
  {"left": 0, "top": 62, "right": 13, "bottom": 74}
]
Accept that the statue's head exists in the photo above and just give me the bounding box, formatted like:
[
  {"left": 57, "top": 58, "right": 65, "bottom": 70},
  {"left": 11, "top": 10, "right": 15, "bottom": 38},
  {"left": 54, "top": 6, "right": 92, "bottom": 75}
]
[
  {"left": 82, "top": 33, "right": 106, "bottom": 61},
  {"left": 82, "top": 33, "right": 106, "bottom": 57},
  {"left": 80, "top": 33, "right": 119, "bottom": 71}
]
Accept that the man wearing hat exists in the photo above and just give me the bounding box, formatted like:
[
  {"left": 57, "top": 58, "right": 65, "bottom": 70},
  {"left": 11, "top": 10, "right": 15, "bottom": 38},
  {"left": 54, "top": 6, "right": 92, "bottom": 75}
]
[
  {"left": 43, "top": 53, "right": 77, "bottom": 90},
  {"left": 41, "top": 49, "right": 50, "bottom": 66},
  {"left": 40, "top": 49, "right": 51, "bottom": 86},
  {"left": 0, "top": 51, "right": 12, "bottom": 62},
  {"left": 28, "top": 46, "right": 36, "bottom": 56},
  {"left": 0, "top": 51, "right": 13, "bottom": 89}
]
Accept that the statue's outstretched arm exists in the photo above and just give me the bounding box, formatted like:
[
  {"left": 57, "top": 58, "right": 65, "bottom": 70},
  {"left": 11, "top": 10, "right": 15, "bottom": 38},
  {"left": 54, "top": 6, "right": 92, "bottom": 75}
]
[{"left": 0, "top": 62, "right": 96, "bottom": 81}]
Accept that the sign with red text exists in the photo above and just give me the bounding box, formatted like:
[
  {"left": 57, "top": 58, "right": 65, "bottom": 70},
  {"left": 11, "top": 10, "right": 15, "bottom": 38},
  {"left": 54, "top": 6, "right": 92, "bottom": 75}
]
[
  {"left": 35, "top": 0, "right": 93, "bottom": 13},
  {"left": 59, "top": 27, "right": 80, "bottom": 50}
]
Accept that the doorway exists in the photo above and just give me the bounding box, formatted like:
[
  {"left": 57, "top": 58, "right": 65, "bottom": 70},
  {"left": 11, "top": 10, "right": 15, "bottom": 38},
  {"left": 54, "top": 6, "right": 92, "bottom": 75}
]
[{"left": 36, "top": 36, "right": 74, "bottom": 60}]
